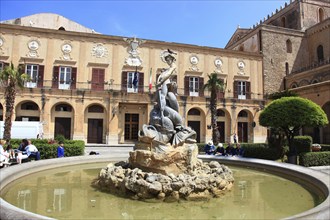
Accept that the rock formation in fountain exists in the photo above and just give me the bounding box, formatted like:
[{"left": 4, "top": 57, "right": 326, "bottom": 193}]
[{"left": 93, "top": 49, "right": 234, "bottom": 202}]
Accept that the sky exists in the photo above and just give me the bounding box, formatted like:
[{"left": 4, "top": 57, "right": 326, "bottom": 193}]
[{"left": 0, "top": 0, "right": 288, "bottom": 48}]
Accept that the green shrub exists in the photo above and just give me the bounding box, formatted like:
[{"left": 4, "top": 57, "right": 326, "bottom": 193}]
[
  {"left": 241, "top": 143, "right": 282, "bottom": 160},
  {"left": 55, "top": 134, "right": 66, "bottom": 143},
  {"left": 299, "top": 152, "right": 330, "bottom": 167},
  {"left": 293, "top": 136, "right": 312, "bottom": 154},
  {"left": 8, "top": 138, "right": 85, "bottom": 159},
  {"left": 320, "top": 144, "right": 330, "bottom": 152}
]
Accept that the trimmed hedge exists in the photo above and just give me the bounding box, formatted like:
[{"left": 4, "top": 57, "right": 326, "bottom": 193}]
[
  {"left": 299, "top": 152, "right": 330, "bottom": 167},
  {"left": 320, "top": 144, "right": 330, "bottom": 152},
  {"left": 241, "top": 143, "right": 282, "bottom": 160},
  {"left": 8, "top": 139, "right": 85, "bottom": 159},
  {"left": 293, "top": 136, "right": 312, "bottom": 154}
]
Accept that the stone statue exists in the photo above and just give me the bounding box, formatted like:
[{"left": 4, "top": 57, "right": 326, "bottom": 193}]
[
  {"left": 137, "top": 49, "right": 197, "bottom": 153},
  {"left": 93, "top": 49, "right": 234, "bottom": 203}
]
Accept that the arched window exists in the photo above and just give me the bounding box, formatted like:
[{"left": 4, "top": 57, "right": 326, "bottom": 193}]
[
  {"left": 88, "top": 105, "right": 104, "bottom": 113},
  {"left": 286, "top": 39, "right": 292, "bottom": 53},
  {"left": 317, "top": 45, "right": 324, "bottom": 62},
  {"left": 238, "top": 110, "right": 248, "bottom": 117},
  {"left": 281, "top": 17, "right": 286, "bottom": 27},
  {"left": 188, "top": 108, "right": 200, "bottom": 115},
  {"left": 55, "top": 104, "right": 72, "bottom": 112},
  {"left": 58, "top": 26, "right": 66, "bottom": 31},
  {"left": 216, "top": 109, "right": 225, "bottom": 117},
  {"left": 319, "top": 8, "right": 324, "bottom": 22},
  {"left": 285, "top": 62, "right": 289, "bottom": 75},
  {"left": 21, "top": 102, "right": 38, "bottom": 110}
]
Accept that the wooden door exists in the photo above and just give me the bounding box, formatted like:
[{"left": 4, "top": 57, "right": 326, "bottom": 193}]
[
  {"left": 124, "top": 114, "right": 139, "bottom": 141},
  {"left": 188, "top": 121, "right": 200, "bottom": 143},
  {"left": 238, "top": 122, "right": 248, "bottom": 143},
  {"left": 217, "top": 121, "right": 225, "bottom": 143},
  {"left": 55, "top": 117, "right": 71, "bottom": 139},
  {"left": 87, "top": 119, "right": 103, "bottom": 143}
]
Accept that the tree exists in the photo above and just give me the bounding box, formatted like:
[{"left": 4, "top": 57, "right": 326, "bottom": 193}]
[
  {"left": 259, "top": 97, "right": 328, "bottom": 163},
  {"left": 203, "top": 73, "right": 225, "bottom": 145},
  {"left": 267, "top": 89, "right": 298, "bottom": 100},
  {"left": 0, "top": 63, "right": 27, "bottom": 140}
]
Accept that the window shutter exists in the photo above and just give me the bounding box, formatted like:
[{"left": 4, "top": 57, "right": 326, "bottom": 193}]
[
  {"left": 217, "top": 79, "right": 224, "bottom": 99},
  {"left": 233, "top": 81, "right": 238, "bottom": 98},
  {"left": 138, "top": 72, "right": 144, "bottom": 93},
  {"left": 199, "top": 77, "right": 204, "bottom": 97},
  {"left": 184, "top": 76, "right": 189, "bottom": 96},
  {"left": 37, "top": 65, "right": 44, "bottom": 88},
  {"left": 246, "top": 81, "right": 251, "bottom": 99},
  {"left": 71, "top": 67, "right": 77, "bottom": 89},
  {"left": 122, "top": 72, "right": 127, "bottom": 92},
  {"left": 52, "top": 66, "right": 59, "bottom": 88}
]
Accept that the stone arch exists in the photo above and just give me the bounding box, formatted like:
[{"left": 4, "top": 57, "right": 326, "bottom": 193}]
[
  {"left": 187, "top": 107, "right": 206, "bottom": 143},
  {"left": 58, "top": 26, "right": 66, "bottom": 31},
  {"left": 290, "top": 82, "right": 298, "bottom": 88},
  {"left": 318, "top": 8, "right": 324, "bottom": 22},
  {"left": 84, "top": 103, "right": 107, "bottom": 144},
  {"left": 321, "top": 101, "right": 330, "bottom": 144},
  {"left": 317, "top": 45, "right": 324, "bottom": 62},
  {"left": 281, "top": 16, "right": 286, "bottom": 27},
  {"left": 216, "top": 108, "right": 231, "bottom": 143},
  {"left": 51, "top": 102, "right": 75, "bottom": 140},
  {"left": 236, "top": 109, "right": 253, "bottom": 143},
  {"left": 286, "top": 39, "right": 292, "bottom": 53},
  {"left": 298, "top": 79, "right": 310, "bottom": 87},
  {"left": 15, "top": 100, "right": 40, "bottom": 121}
]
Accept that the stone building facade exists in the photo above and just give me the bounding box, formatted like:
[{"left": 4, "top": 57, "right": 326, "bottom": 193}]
[
  {"left": 226, "top": 0, "right": 330, "bottom": 143},
  {"left": 0, "top": 13, "right": 266, "bottom": 144}
]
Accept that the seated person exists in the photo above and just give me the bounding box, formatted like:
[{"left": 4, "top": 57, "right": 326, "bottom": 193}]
[
  {"left": 26, "top": 140, "right": 40, "bottom": 160},
  {"left": 235, "top": 143, "right": 244, "bottom": 157},
  {"left": 1, "top": 140, "right": 10, "bottom": 166},
  {"left": 215, "top": 143, "right": 225, "bottom": 156},
  {"left": 204, "top": 140, "right": 215, "bottom": 155},
  {"left": 225, "top": 142, "right": 234, "bottom": 156},
  {"left": 17, "top": 140, "right": 40, "bottom": 163}
]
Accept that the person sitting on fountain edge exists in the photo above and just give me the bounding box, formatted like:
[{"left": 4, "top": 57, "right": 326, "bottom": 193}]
[
  {"left": 215, "top": 143, "right": 225, "bottom": 156},
  {"left": 204, "top": 140, "right": 215, "bottom": 155}
]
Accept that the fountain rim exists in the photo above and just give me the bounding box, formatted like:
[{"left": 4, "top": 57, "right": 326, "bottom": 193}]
[{"left": 0, "top": 154, "right": 329, "bottom": 220}]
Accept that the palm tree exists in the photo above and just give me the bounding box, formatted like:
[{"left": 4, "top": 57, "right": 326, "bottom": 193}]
[
  {"left": 203, "top": 73, "right": 225, "bottom": 145},
  {"left": 0, "top": 62, "right": 27, "bottom": 140}
]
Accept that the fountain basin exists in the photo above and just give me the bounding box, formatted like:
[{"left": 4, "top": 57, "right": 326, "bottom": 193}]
[{"left": 0, "top": 154, "right": 329, "bottom": 219}]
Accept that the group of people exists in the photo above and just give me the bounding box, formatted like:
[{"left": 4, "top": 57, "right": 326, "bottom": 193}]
[
  {"left": 204, "top": 140, "right": 244, "bottom": 157},
  {"left": 1, "top": 138, "right": 65, "bottom": 167}
]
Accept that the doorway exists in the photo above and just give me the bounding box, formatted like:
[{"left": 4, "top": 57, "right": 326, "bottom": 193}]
[
  {"left": 87, "top": 119, "right": 103, "bottom": 143},
  {"left": 55, "top": 117, "right": 71, "bottom": 139},
  {"left": 124, "top": 113, "right": 139, "bottom": 141},
  {"left": 238, "top": 122, "right": 248, "bottom": 143},
  {"left": 188, "top": 121, "right": 200, "bottom": 143}
]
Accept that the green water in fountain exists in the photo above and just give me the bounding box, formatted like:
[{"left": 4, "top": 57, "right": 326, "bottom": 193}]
[{"left": 1, "top": 162, "right": 323, "bottom": 220}]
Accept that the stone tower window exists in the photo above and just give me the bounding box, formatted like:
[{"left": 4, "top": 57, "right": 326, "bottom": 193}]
[
  {"left": 239, "top": 45, "right": 244, "bottom": 51},
  {"left": 281, "top": 17, "right": 286, "bottom": 27},
  {"left": 286, "top": 40, "right": 292, "bottom": 53},
  {"left": 317, "top": 45, "right": 324, "bottom": 62},
  {"left": 318, "top": 8, "right": 324, "bottom": 22},
  {"left": 58, "top": 26, "right": 66, "bottom": 31},
  {"left": 285, "top": 62, "right": 289, "bottom": 75}
]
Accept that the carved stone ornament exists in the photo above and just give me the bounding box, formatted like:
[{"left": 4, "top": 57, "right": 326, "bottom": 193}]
[
  {"left": 189, "top": 55, "right": 199, "bottom": 71},
  {"left": 61, "top": 42, "right": 72, "bottom": 60},
  {"left": 214, "top": 57, "right": 223, "bottom": 73},
  {"left": 0, "top": 36, "right": 4, "bottom": 55},
  {"left": 27, "top": 39, "right": 40, "bottom": 58},
  {"left": 123, "top": 37, "right": 145, "bottom": 66},
  {"left": 91, "top": 43, "right": 108, "bottom": 58},
  {"left": 237, "top": 60, "right": 245, "bottom": 75},
  {"left": 0, "top": 36, "right": 4, "bottom": 47}
]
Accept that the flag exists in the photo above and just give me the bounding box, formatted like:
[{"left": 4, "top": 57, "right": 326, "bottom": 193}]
[{"left": 149, "top": 68, "right": 152, "bottom": 90}]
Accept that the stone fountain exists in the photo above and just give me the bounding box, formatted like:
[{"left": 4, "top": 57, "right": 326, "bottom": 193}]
[{"left": 92, "top": 49, "right": 234, "bottom": 202}]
